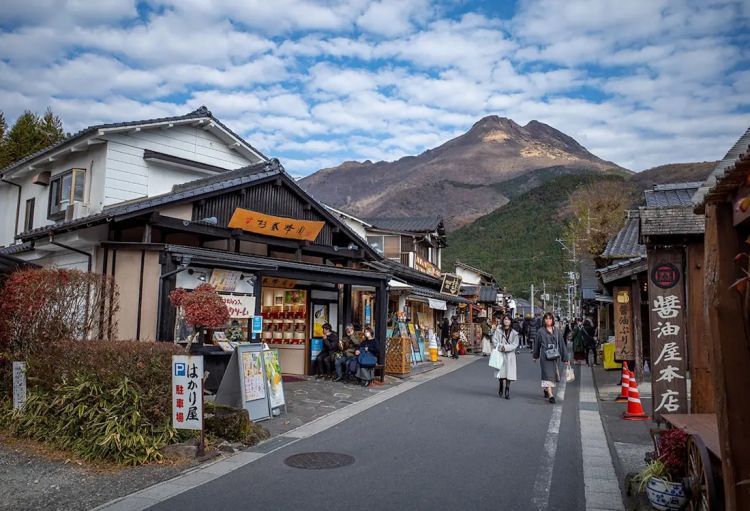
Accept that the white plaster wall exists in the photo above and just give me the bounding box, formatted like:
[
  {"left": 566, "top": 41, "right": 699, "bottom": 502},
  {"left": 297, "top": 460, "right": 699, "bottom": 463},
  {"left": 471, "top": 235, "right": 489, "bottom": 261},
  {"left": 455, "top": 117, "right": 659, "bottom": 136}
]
[
  {"left": 0, "top": 183, "right": 19, "bottom": 246},
  {"left": 456, "top": 267, "right": 481, "bottom": 285}
]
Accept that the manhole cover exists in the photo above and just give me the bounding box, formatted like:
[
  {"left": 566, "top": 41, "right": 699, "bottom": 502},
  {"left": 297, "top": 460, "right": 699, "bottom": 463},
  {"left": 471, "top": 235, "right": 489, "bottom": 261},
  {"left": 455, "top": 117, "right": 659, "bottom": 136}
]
[{"left": 284, "top": 452, "right": 355, "bottom": 470}]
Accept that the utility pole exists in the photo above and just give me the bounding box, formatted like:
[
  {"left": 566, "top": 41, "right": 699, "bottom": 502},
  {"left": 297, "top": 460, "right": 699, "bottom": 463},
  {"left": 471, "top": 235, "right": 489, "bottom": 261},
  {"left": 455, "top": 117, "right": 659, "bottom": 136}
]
[
  {"left": 542, "top": 280, "right": 547, "bottom": 312},
  {"left": 530, "top": 284, "right": 534, "bottom": 315}
]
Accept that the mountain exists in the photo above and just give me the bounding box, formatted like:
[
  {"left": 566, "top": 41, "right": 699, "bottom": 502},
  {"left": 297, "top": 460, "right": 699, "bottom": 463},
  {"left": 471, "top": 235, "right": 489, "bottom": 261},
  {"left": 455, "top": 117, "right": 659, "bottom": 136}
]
[
  {"left": 627, "top": 161, "right": 717, "bottom": 192},
  {"left": 441, "top": 173, "right": 625, "bottom": 298},
  {"left": 300, "top": 116, "right": 628, "bottom": 230}
]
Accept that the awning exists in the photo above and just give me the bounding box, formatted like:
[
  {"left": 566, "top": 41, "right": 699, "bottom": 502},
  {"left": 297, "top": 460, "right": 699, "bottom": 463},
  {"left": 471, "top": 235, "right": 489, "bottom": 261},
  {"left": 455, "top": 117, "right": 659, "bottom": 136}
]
[
  {"left": 387, "top": 278, "right": 413, "bottom": 290},
  {"left": 428, "top": 298, "right": 447, "bottom": 310},
  {"left": 410, "top": 285, "right": 473, "bottom": 305}
]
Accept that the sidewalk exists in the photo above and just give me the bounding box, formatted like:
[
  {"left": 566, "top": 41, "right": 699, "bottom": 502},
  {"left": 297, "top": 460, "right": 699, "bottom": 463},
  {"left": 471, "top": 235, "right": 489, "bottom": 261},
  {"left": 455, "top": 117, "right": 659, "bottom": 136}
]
[{"left": 589, "top": 363, "right": 653, "bottom": 510}]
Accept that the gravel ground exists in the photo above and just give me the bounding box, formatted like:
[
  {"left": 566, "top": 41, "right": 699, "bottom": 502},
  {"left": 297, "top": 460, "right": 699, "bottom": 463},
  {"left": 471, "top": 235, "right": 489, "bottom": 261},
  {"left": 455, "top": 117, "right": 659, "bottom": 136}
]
[{"left": 0, "top": 434, "right": 198, "bottom": 511}]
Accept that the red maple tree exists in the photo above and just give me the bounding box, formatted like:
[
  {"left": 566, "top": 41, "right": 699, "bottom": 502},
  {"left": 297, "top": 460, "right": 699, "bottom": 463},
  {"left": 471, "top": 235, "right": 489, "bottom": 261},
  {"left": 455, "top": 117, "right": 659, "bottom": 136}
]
[{"left": 169, "top": 284, "right": 229, "bottom": 329}]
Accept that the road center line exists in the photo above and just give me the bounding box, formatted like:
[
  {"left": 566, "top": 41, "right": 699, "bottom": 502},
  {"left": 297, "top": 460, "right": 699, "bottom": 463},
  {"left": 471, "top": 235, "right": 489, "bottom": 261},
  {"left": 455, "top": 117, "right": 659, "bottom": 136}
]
[{"left": 531, "top": 378, "right": 567, "bottom": 511}]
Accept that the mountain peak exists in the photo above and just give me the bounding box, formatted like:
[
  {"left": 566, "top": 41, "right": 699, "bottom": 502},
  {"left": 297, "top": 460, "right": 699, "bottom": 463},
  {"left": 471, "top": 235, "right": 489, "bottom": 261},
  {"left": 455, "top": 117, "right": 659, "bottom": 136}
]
[{"left": 471, "top": 115, "right": 520, "bottom": 131}]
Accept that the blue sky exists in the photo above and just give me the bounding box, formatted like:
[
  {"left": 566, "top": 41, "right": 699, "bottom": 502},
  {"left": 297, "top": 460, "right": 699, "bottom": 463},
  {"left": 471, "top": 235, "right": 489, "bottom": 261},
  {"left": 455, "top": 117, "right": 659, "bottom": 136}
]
[{"left": 1, "top": 0, "right": 749, "bottom": 176}]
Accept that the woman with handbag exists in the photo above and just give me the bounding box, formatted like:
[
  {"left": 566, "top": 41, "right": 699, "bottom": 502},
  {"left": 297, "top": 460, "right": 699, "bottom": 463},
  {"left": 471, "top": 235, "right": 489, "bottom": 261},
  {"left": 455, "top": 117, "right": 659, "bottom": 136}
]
[
  {"left": 533, "top": 312, "right": 569, "bottom": 404},
  {"left": 491, "top": 314, "right": 519, "bottom": 399},
  {"left": 355, "top": 326, "right": 379, "bottom": 387}
]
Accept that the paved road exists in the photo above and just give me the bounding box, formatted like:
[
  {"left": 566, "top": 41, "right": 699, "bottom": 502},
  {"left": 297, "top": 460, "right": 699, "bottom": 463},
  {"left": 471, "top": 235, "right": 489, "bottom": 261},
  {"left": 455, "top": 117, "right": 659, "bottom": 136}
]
[{"left": 150, "top": 353, "right": 585, "bottom": 511}]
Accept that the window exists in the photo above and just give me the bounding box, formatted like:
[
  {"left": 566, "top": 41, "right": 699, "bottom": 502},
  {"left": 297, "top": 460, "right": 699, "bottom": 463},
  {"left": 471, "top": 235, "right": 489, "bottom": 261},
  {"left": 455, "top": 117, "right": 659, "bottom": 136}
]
[
  {"left": 383, "top": 235, "right": 400, "bottom": 259},
  {"left": 367, "top": 235, "right": 384, "bottom": 255},
  {"left": 48, "top": 169, "right": 85, "bottom": 219},
  {"left": 24, "top": 198, "right": 35, "bottom": 232}
]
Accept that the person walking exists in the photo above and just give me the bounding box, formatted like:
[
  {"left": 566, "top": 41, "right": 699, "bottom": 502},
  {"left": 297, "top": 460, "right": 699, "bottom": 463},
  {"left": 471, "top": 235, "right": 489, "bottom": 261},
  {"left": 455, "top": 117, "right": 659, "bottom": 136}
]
[
  {"left": 480, "top": 315, "right": 493, "bottom": 356},
  {"left": 527, "top": 313, "right": 540, "bottom": 351},
  {"left": 571, "top": 318, "right": 586, "bottom": 364},
  {"left": 492, "top": 314, "right": 519, "bottom": 399},
  {"left": 449, "top": 316, "right": 461, "bottom": 359},
  {"left": 581, "top": 317, "right": 598, "bottom": 366},
  {"left": 533, "top": 312, "right": 569, "bottom": 403}
]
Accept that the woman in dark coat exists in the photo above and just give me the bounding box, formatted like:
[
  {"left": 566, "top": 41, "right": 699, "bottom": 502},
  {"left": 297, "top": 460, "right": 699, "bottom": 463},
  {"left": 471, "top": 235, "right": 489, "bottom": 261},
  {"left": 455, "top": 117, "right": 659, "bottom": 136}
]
[
  {"left": 440, "top": 317, "right": 451, "bottom": 355},
  {"left": 533, "top": 312, "right": 569, "bottom": 403},
  {"left": 356, "top": 326, "right": 379, "bottom": 387}
]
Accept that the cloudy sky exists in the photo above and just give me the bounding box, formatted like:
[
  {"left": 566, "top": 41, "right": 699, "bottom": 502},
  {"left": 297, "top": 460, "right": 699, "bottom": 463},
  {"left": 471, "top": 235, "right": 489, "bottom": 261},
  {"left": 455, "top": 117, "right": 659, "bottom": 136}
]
[{"left": 1, "top": 0, "right": 748, "bottom": 176}]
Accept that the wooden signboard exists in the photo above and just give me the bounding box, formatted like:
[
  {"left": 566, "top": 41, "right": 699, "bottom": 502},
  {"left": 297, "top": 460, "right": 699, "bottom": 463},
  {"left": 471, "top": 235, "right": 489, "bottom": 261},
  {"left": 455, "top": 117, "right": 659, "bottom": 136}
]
[
  {"left": 647, "top": 249, "right": 688, "bottom": 421},
  {"left": 613, "top": 286, "right": 635, "bottom": 361},
  {"left": 440, "top": 274, "right": 462, "bottom": 295},
  {"left": 228, "top": 208, "right": 325, "bottom": 241}
]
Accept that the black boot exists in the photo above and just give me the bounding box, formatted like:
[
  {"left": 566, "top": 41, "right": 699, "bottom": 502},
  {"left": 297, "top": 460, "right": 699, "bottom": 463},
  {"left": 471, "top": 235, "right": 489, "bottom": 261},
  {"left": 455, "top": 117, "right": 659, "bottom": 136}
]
[
  {"left": 498, "top": 379, "right": 504, "bottom": 397},
  {"left": 504, "top": 381, "right": 510, "bottom": 399}
]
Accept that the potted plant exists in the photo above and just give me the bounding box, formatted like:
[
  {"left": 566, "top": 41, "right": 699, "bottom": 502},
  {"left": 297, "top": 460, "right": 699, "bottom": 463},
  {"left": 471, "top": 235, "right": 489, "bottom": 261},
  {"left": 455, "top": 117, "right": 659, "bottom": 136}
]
[
  {"left": 170, "top": 284, "right": 230, "bottom": 351},
  {"left": 635, "top": 428, "right": 689, "bottom": 510}
]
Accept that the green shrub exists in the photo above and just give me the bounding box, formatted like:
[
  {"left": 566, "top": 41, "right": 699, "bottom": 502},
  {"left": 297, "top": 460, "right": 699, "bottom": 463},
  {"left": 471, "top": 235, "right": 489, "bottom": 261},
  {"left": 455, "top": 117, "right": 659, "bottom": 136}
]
[
  {"left": 205, "top": 402, "right": 269, "bottom": 445},
  {"left": 3, "top": 374, "right": 175, "bottom": 465}
]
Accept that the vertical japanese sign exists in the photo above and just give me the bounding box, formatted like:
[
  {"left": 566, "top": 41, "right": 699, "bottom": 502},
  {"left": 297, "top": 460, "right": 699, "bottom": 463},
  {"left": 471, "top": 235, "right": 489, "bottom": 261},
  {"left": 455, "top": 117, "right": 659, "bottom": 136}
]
[
  {"left": 12, "top": 361, "right": 26, "bottom": 410},
  {"left": 647, "top": 250, "right": 688, "bottom": 421},
  {"left": 613, "top": 287, "right": 635, "bottom": 361},
  {"left": 172, "top": 355, "right": 204, "bottom": 430}
]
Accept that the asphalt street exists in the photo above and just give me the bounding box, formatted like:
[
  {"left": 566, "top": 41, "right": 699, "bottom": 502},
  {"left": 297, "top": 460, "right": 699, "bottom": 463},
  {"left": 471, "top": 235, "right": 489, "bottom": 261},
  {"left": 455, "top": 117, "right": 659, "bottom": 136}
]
[{"left": 150, "top": 352, "right": 585, "bottom": 511}]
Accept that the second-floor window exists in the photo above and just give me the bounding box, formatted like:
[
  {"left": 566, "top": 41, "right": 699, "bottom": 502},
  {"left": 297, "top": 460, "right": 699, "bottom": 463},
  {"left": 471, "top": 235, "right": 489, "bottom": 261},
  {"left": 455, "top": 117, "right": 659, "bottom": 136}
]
[
  {"left": 367, "top": 235, "right": 400, "bottom": 259},
  {"left": 48, "top": 169, "right": 85, "bottom": 219}
]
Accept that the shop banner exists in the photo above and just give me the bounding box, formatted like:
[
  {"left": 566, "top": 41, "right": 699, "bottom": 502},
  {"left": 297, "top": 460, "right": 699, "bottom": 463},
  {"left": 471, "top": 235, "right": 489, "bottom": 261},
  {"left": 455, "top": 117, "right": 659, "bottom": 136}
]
[
  {"left": 440, "top": 274, "right": 462, "bottom": 295},
  {"left": 647, "top": 249, "right": 688, "bottom": 421},
  {"left": 241, "top": 351, "right": 266, "bottom": 401},
  {"left": 414, "top": 254, "right": 442, "bottom": 278},
  {"left": 221, "top": 295, "right": 255, "bottom": 319},
  {"left": 172, "top": 355, "right": 203, "bottom": 431},
  {"left": 228, "top": 208, "right": 325, "bottom": 242},
  {"left": 613, "top": 287, "right": 635, "bottom": 361},
  {"left": 210, "top": 269, "right": 241, "bottom": 292},
  {"left": 263, "top": 349, "right": 285, "bottom": 409},
  {"left": 428, "top": 298, "right": 447, "bottom": 310}
]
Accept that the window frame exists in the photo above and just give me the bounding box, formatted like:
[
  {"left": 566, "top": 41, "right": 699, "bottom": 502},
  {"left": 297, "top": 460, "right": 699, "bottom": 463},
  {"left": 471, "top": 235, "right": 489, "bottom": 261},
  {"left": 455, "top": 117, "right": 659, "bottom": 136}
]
[
  {"left": 24, "top": 198, "right": 35, "bottom": 232},
  {"left": 48, "top": 168, "right": 85, "bottom": 220}
]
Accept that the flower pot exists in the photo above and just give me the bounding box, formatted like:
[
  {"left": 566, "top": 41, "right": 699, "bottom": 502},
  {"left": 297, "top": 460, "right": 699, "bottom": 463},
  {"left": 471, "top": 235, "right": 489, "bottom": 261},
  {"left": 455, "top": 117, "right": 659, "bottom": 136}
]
[{"left": 645, "top": 477, "right": 688, "bottom": 510}]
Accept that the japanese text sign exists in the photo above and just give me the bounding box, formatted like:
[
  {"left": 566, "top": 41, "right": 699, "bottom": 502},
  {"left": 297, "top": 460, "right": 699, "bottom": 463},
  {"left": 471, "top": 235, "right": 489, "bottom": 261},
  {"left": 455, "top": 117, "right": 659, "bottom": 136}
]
[
  {"left": 221, "top": 295, "right": 255, "bottom": 319},
  {"left": 13, "top": 361, "right": 26, "bottom": 410},
  {"left": 228, "top": 208, "right": 325, "bottom": 242},
  {"left": 440, "top": 274, "right": 462, "bottom": 295},
  {"left": 172, "top": 355, "right": 203, "bottom": 431},
  {"left": 647, "top": 250, "right": 687, "bottom": 421},
  {"left": 613, "top": 287, "right": 635, "bottom": 361}
]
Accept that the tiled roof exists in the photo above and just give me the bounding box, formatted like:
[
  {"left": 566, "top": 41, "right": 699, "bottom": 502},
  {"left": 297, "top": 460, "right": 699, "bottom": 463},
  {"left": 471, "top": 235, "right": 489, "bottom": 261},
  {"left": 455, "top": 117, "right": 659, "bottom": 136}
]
[
  {"left": 362, "top": 216, "right": 444, "bottom": 234},
  {"left": 644, "top": 182, "right": 703, "bottom": 208},
  {"left": 693, "top": 126, "right": 750, "bottom": 212},
  {"left": 597, "top": 256, "right": 648, "bottom": 284},
  {"left": 455, "top": 260, "right": 495, "bottom": 280},
  {"left": 0, "top": 241, "right": 34, "bottom": 255},
  {"left": 640, "top": 206, "right": 705, "bottom": 236},
  {"left": 601, "top": 212, "right": 645, "bottom": 259},
  {"left": 366, "top": 258, "right": 442, "bottom": 288},
  {"left": 18, "top": 160, "right": 281, "bottom": 240},
  {"left": 0, "top": 106, "right": 267, "bottom": 177}
]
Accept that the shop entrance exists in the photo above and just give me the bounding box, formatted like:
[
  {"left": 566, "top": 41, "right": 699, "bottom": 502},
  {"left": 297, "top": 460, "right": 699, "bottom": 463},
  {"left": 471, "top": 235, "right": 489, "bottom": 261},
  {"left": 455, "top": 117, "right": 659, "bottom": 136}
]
[{"left": 310, "top": 295, "right": 338, "bottom": 376}]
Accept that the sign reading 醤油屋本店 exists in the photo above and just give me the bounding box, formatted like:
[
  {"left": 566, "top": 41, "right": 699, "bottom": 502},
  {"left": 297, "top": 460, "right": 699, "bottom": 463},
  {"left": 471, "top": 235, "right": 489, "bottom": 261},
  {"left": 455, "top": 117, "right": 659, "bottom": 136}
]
[
  {"left": 647, "top": 249, "right": 688, "bottom": 422},
  {"left": 172, "top": 355, "right": 203, "bottom": 430},
  {"left": 228, "top": 208, "right": 325, "bottom": 242},
  {"left": 613, "top": 287, "right": 635, "bottom": 361},
  {"left": 440, "top": 274, "right": 462, "bottom": 295}
]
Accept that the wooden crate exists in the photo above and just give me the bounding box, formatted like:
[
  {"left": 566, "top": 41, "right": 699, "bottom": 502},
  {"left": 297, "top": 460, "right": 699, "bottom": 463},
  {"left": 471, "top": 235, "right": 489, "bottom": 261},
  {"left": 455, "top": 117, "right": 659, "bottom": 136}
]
[{"left": 386, "top": 336, "right": 411, "bottom": 375}]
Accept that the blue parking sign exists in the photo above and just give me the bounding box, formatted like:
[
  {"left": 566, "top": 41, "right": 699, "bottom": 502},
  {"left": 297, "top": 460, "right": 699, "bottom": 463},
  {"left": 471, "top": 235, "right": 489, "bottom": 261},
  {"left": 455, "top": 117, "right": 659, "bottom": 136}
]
[{"left": 174, "top": 362, "right": 186, "bottom": 377}]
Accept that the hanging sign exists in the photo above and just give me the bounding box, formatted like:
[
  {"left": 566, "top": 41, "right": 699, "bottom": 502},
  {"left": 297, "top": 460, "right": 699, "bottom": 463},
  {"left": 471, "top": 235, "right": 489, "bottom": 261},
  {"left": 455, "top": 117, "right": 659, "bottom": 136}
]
[
  {"left": 172, "top": 355, "right": 204, "bottom": 431},
  {"left": 228, "top": 208, "right": 325, "bottom": 241},
  {"left": 613, "top": 287, "right": 635, "bottom": 361},
  {"left": 210, "top": 269, "right": 241, "bottom": 292},
  {"left": 252, "top": 316, "right": 263, "bottom": 334},
  {"left": 647, "top": 249, "right": 688, "bottom": 421},
  {"left": 221, "top": 295, "right": 255, "bottom": 319},
  {"left": 440, "top": 274, "right": 462, "bottom": 295},
  {"left": 414, "top": 254, "right": 442, "bottom": 278}
]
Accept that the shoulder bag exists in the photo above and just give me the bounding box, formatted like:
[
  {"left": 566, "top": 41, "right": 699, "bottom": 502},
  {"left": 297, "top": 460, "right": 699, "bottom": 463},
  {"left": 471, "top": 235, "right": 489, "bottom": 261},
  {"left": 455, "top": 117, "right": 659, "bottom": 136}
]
[
  {"left": 544, "top": 330, "right": 560, "bottom": 360},
  {"left": 358, "top": 350, "right": 377, "bottom": 368}
]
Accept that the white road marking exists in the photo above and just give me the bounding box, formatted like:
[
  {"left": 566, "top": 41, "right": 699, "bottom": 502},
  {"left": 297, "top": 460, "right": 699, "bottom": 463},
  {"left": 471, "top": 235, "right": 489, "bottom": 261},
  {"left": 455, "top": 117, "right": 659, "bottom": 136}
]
[{"left": 531, "top": 377, "right": 567, "bottom": 511}]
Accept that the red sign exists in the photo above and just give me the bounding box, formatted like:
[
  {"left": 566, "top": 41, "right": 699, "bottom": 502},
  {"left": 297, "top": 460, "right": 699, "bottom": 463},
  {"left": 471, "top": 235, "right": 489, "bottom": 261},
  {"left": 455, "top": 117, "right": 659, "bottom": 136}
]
[{"left": 650, "top": 263, "right": 680, "bottom": 289}]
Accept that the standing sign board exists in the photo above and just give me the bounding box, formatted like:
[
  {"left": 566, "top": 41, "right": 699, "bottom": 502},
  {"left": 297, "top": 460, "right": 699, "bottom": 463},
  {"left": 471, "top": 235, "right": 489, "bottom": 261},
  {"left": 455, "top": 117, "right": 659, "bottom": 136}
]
[
  {"left": 613, "top": 287, "right": 635, "bottom": 361},
  {"left": 215, "top": 344, "right": 286, "bottom": 421},
  {"left": 172, "top": 355, "right": 203, "bottom": 430},
  {"left": 12, "top": 361, "right": 26, "bottom": 410},
  {"left": 647, "top": 250, "right": 688, "bottom": 421}
]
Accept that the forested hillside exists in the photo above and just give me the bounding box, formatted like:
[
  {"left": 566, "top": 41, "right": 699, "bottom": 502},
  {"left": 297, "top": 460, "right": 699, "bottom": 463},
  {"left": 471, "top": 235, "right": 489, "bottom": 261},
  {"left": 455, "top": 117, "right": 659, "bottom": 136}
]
[{"left": 442, "top": 173, "right": 625, "bottom": 298}]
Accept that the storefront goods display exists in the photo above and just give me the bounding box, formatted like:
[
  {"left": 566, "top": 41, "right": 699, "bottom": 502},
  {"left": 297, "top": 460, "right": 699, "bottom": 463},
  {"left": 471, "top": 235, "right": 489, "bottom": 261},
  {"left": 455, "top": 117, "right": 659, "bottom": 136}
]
[{"left": 386, "top": 337, "right": 411, "bottom": 375}]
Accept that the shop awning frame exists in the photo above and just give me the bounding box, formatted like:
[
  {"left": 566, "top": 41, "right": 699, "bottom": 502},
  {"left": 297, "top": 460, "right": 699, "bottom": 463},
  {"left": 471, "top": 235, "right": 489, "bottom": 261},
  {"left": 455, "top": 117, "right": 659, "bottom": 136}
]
[{"left": 410, "top": 285, "right": 473, "bottom": 305}]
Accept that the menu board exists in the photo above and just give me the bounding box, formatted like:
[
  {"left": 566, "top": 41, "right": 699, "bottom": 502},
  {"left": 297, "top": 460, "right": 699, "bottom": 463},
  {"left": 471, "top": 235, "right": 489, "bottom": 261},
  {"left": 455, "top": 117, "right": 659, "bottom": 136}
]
[{"left": 242, "top": 351, "right": 266, "bottom": 401}]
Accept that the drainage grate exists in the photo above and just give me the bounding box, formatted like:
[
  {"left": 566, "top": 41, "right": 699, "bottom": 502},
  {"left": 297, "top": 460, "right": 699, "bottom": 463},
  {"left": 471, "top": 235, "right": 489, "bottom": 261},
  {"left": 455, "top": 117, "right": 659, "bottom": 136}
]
[{"left": 284, "top": 452, "right": 355, "bottom": 470}]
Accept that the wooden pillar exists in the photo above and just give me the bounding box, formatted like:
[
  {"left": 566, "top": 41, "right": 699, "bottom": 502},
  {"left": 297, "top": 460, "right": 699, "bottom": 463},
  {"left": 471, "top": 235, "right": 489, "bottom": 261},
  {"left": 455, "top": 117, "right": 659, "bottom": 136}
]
[
  {"left": 687, "top": 241, "right": 715, "bottom": 413},
  {"left": 342, "top": 284, "right": 353, "bottom": 326},
  {"left": 631, "top": 277, "right": 644, "bottom": 382},
  {"left": 375, "top": 280, "right": 388, "bottom": 366},
  {"left": 704, "top": 202, "right": 750, "bottom": 510}
]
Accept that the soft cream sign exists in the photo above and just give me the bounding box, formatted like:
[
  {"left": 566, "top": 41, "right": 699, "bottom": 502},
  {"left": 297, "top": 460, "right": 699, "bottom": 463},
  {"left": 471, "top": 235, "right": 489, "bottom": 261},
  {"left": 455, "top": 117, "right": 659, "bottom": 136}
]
[{"left": 221, "top": 295, "right": 255, "bottom": 319}]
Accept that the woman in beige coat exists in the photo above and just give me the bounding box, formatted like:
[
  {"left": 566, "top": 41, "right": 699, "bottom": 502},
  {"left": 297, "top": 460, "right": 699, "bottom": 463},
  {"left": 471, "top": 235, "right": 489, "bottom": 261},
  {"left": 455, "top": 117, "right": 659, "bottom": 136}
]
[{"left": 492, "top": 315, "right": 519, "bottom": 399}]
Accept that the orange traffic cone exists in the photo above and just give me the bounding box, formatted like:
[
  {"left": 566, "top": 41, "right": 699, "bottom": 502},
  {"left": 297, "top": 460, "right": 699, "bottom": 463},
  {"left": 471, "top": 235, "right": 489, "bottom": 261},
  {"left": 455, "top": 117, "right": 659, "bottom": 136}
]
[
  {"left": 615, "top": 362, "right": 630, "bottom": 402},
  {"left": 623, "top": 371, "right": 649, "bottom": 420}
]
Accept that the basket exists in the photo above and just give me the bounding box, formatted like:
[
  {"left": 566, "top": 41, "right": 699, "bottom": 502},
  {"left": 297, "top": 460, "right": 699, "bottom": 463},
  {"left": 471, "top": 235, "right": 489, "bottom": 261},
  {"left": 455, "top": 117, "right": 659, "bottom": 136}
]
[{"left": 386, "top": 336, "right": 411, "bottom": 375}]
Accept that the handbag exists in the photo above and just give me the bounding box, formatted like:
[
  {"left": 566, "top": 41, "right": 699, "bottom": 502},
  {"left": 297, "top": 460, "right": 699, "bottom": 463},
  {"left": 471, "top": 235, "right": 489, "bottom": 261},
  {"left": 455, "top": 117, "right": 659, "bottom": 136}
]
[
  {"left": 566, "top": 365, "right": 575, "bottom": 383},
  {"left": 489, "top": 349, "right": 504, "bottom": 370},
  {"left": 358, "top": 350, "right": 377, "bottom": 368},
  {"left": 544, "top": 344, "right": 560, "bottom": 361}
]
